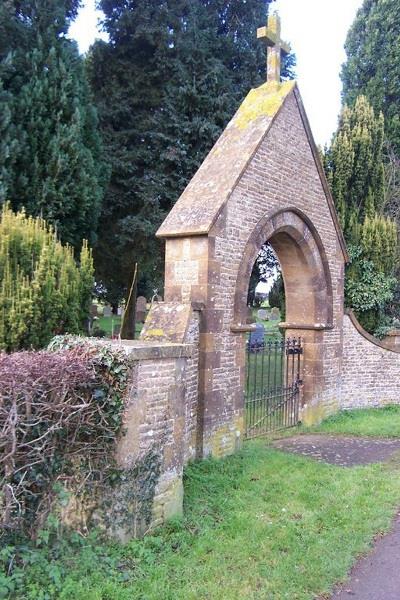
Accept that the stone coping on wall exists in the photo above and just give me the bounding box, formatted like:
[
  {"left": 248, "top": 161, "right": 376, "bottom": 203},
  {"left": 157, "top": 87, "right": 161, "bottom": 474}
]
[
  {"left": 345, "top": 309, "right": 400, "bottom": 354},
  {"left": 279, "top": 322, "right": 334, "bottom": 331},
  {"left": 110, "top": 339, "right": 193, "bottom": 360}
]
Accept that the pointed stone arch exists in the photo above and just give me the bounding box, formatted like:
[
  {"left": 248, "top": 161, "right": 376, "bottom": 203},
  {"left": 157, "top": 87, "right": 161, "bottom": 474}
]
[{"left": 233, "top": 208, "right": 334, "bottom": 329}]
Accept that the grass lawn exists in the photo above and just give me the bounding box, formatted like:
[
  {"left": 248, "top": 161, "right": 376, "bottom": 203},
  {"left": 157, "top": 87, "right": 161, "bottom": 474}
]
[
  {"left": 94, "top": 316, "right": 143, "bottom": 338},
  {"left": 7, "top": 412, "right": 400, "bottom": 599},
  {"left": 305, "top": 405, "right": 400, "bottom": 438}
]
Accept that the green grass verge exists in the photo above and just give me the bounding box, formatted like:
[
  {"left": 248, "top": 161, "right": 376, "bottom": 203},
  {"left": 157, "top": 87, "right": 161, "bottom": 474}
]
[
  {"left": 305, "top": 405, "right": 400, "bottom": 438},
  {"left": 4, "top": 440, "right": 400, "bottom": 599},
  {"left": 94, "top": 316, "right": 142, "bottom": 338}
]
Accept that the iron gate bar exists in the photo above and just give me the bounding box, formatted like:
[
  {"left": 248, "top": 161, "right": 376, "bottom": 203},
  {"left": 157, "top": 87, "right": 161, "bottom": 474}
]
[{"left": 244, "top": 337, "right": 303, "bottom": 438}]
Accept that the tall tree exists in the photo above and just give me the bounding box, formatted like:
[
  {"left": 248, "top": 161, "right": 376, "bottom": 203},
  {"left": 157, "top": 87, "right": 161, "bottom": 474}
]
[
  {"left": 341, "top": 0, "right": 400, "bottom": 155},
  {"left": 88, "top": 0, "right": 295, "bottom": 303},
  {"left": 324, "top": 96, "right": 385, "bottom": 237},
  {"left": 0, "top": 0, "right": 106, "bottom": 248},
  {"left": 324, "top": 96, "right": 398, "bottom": 333}
]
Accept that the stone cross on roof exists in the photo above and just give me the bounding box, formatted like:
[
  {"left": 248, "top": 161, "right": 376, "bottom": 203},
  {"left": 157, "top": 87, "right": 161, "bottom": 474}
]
[{"left": 257, "top": 13, "right": 290, "bottom": 83}]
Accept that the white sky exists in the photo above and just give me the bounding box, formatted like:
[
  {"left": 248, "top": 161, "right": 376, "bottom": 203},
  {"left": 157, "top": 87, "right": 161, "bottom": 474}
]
[{"left": 69, "top": 0, "right": 364, "bottom": 147}]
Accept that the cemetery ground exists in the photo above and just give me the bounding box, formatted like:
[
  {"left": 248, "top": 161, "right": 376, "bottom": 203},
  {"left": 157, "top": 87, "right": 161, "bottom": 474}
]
[
  {"left": 5, "top": 407, "right": 400, "bottom": 600},
  {"left": 94, "top": 316, "right": 143, "bottom": 338}
]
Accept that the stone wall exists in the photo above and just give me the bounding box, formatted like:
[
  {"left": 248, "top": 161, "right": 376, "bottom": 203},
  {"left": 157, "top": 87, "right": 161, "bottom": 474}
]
[
  {"left": 102, "top": 317, "right": 199, "bottom": 541},
  {"left": 341, "top": 311, "right": 400, "bottom": 409}
]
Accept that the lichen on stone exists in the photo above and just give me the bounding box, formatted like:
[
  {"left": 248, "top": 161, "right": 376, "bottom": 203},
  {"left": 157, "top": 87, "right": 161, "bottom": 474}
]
[{"left": 234, "top": 80, "right": 295, "bottom": 131}]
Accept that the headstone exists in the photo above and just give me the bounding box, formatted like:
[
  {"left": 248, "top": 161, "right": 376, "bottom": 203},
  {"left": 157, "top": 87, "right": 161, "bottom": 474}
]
[
  {"left": 90, "top": 304, "right": 98, "bottom": 317},
  {"left": 248, "top": 323, "right": 265, "bottom": 350},
  {"left": 257, "top": 309, "right": 268, "bottom": 321},
  {"left": 117, "top": 306, "right": 123, "bottom": 316},
  {"left": 103, "top": 305, "right": 112, "bottom": 318},
  {"left": 270, "top": 307, "right": 280, "bottom": 320},
  {"left": 135, "top": 296, "right": 147, "bottom": 323}
]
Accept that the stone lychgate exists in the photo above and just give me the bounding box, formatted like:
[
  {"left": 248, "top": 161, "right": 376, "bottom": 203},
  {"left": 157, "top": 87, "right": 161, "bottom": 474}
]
[{"left": 105, "top": 14, "right": 400, "bottom": 539}]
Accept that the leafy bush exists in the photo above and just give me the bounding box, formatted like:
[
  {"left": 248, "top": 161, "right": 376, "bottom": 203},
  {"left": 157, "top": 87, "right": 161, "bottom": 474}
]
[
  {"left": 0, "top": 337, "right": 130, "bottom": 537},
  {"left": 0, "top": 204, "right": 94, "bottom": 352},
  {"left": 345, "top": 244, "right": 397, "bottom": 333}
]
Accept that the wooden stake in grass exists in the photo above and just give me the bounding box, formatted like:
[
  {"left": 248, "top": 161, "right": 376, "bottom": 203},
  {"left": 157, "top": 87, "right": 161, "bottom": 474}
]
[{"left": 120, "top": 263, "right": 138, "bottom": 340}]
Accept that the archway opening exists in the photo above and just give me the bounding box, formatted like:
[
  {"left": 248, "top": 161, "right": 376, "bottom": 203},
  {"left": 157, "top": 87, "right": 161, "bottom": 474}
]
[{"left": 237, "top": 210, "right": 335, "bottom": 437}]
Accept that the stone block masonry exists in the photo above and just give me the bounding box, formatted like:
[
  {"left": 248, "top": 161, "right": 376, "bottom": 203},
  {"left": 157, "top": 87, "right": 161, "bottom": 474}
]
[
  {"left": 341, "top": 311, "right": 400, "bottom": 409},
  {"left": 102, "top": 314, "right": 199, "bottom": 541},
  {"left": 97, "top": 79, "right": 400, "bottom": 540}
]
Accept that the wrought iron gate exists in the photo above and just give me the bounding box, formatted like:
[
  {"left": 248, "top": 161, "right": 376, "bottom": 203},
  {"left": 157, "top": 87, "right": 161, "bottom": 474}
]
[{"left": 245, "top": 337, "right": 303, "bottom": 438}]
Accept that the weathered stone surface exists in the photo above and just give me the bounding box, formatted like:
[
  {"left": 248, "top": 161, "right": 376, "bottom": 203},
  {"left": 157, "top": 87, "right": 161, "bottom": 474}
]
[
  {"left": 341, "top": 311, "right": 400, "bottom": 409},
  {"left": 157, "top": 81, "right": 295, "bottom": 237},
  {"left": 140, "top": 302, "right": 192, "bottom": 343}
]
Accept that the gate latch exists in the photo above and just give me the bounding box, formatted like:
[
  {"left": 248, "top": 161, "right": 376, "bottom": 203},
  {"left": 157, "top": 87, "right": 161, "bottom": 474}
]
[{"left": 286, "top": 347, "right": 303, "bottom": 355}]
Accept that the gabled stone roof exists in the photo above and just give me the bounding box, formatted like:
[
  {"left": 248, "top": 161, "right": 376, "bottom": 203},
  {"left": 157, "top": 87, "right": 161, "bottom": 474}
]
[{"left": 157, "top": 80, "right": 348, "bottom": 261}]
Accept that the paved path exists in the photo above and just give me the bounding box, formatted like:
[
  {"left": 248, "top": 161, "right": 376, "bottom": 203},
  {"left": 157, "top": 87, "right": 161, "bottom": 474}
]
[
  {"left": 271, "top": 434, "right": 400, "bottom": 466},
  {"left": 272, "top": 434, "right": 400, "bottom": 599},
  {"left": 329, "top": 512, "right": 400, "bottom": 599}
]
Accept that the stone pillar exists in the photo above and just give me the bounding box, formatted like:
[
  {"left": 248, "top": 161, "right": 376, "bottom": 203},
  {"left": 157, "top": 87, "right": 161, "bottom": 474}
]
[{"left": 108, "top": 342, "right": 192, "bottom": 541}]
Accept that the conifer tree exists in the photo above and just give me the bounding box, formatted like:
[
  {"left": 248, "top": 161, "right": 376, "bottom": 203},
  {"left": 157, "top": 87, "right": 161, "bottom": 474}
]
[
  {"left": 341, "top": 0, "right": 400, "bottom": 155},
  {"left": 0, "top": 204, "right": 94, "bottom": 352},
  {"left": 324, "top": 96, "right": 398, "bottom": 333},
  {"left": 88, "top": 0, "right": 295, "bottom": 302},
  {"left": 0, "top": 0, "right": 106, "bottom": 249},
  {"left": 325, "top": 96, "right": 385, "bottom": 236}
]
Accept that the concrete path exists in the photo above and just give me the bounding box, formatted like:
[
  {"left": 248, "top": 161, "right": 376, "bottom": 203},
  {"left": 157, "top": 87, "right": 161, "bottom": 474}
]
[{"left": 271, "top": 434, "right": 400, "bottom": 599}]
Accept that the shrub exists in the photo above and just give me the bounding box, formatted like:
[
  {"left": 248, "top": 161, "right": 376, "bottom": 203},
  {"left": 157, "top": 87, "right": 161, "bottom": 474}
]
[
  {"left": 0, "top": 336, "right": 129, "bottom": 537},
  {"left": 0, "top": 204, "right": 94, "bottom": 352}
]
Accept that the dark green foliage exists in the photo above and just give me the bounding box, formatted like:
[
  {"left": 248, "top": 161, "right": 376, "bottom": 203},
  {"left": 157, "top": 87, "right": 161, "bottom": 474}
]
[
  {"left": 268, "top": 273, "right": 285, "bottom": 319},
  {"left": 341, "top": 0, "right": 400, "bottom": 155},
  {"left": 0, "top": 0, "right": 106, "bottom": 248},
  {"left": 345, "top": 245, "right": 396, "bottom": 332},
  {"left": 247, "top": 242, "right": 280, "bottom": 305},
  {"left": 324, "top": 96, "right": 398, "bottom": 333},
  {"left": 324, "top": 96, "right": 385, "bottom": 236},
  {"left": 89, "top": 0, "right": 296, "bottom": 302}
]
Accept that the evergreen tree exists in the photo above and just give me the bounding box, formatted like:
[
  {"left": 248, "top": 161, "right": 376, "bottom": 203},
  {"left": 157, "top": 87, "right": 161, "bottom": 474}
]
[
  {"left": 0, "top": 204, "right": 94, "bottom": 352},
  {"left": 324, "top": 96, "right": 385, "bottom": 237},
  {"left": 89, "top": 0, "right": 295, "bottom": 303},
  {"left": 0, "top": 0, "right": 106, "bottom": 248},
  {"left": 341, "top": 0, "right": 400, "bottom": 155},
  {"left": 324, "top": 96, "right": 398, "bottom": 333}
]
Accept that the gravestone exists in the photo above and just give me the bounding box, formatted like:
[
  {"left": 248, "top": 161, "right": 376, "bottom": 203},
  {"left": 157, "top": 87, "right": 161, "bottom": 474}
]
[
  {"left": 257, "top": 309, "right": 268, "bottom": 320},
  {"left": 270, "top": 307, "right": 280, "bottom": 321},
  {"left": 90, "top": 304, "right": 98, "bottom": 317},
  {"left": 248, "top": 323, "right": 265, "bottom": 350},
  {"left": 103, "top": 305, "right": 112, "bottom": 318},
  {"left": 135, "top": 296, "right": 147, "bottom": 323}
]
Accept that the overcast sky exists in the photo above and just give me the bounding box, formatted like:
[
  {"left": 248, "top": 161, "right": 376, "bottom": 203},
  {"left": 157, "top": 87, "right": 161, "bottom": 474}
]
[{"left": 69, "top": 0, "right": 364, "bottom": 147}]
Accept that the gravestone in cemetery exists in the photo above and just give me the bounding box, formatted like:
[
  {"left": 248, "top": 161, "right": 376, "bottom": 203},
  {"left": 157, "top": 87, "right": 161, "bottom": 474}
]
[
  {"left": 103, "top": 305, "right": 112, "bottom": 318},
  {"left": 248, "top": 323, "right": 265, "bottom": 350},
  {"left": 257, "top": 308, "right": 268, "bottom": 320},
  {"left": 135, "top": 296, "right": 147, "bottom": 323},
  {"left": 270, "top": 307, "right": 280, "bottom": 320}
]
